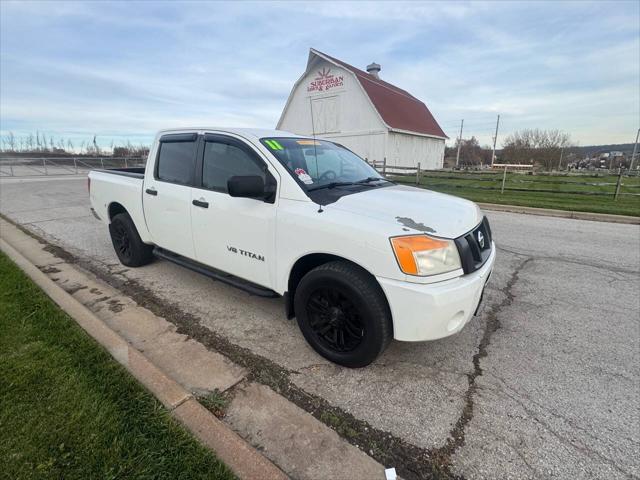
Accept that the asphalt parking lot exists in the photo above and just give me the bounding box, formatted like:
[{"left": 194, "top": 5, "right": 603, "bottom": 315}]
[{"left": 1, "top": 175, "right": 638, "bottom": 479}]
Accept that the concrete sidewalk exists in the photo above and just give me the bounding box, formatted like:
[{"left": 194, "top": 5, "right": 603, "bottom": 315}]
[
  {"left": 478, "top": 202, "right": 639, "bottom": 224},
  {"left": 0, "top": 218, "right": 386, "bottom": 480}
]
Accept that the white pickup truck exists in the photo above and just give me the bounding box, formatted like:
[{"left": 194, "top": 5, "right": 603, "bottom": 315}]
[{"left": 89, "top": 128, "right": 495, "bottom": 367}]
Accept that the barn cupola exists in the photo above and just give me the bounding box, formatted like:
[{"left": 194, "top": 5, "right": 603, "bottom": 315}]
[{"left": 366, "top": 62, "right": 381, "bottom": 79}]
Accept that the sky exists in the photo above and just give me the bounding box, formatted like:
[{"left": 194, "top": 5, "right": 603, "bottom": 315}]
[{"left": 1, "top": 0, "right": 638, "bottom": 150}]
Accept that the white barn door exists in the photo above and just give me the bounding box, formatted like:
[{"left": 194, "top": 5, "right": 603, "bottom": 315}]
[{"left": 311, "top": 96, "right": 340, "bottom": 134}]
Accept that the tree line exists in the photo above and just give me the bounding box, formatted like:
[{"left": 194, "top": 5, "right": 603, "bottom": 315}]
[
  {"left": 1, "top": 131, "right": 149, "bottom": 157},
  {"left": 446, "top": 128, "right": 573, "bottom": 170}
]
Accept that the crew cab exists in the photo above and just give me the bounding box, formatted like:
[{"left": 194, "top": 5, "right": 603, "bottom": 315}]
[{"left": 89, "top": 128, "right": 495, "bottom": 367}]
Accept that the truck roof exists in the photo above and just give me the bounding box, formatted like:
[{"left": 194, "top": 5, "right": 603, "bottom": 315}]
[{"left": 156, "top": 127, "right": 308, "bottom": 142}]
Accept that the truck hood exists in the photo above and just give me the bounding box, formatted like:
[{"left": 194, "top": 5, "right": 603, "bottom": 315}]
[{"left": 329, "top": 184, "right": 483, "bottom": 239}]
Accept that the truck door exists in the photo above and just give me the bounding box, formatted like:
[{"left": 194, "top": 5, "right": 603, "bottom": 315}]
[
  {"left": 191, "top": 134, "right": 277, "bottom": 288},
  {"left": 144, "top": 133, "right": 198, "bottom": 260}
]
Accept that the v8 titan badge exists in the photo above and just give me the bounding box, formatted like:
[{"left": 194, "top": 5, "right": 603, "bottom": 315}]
[{"left": 295, "top": 168, "right": 313, "bottom": 185}]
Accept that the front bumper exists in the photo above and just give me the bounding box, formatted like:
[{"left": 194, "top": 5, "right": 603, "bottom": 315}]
[{"left": 377, "top": 242, "right": 496, "bottom": 342}]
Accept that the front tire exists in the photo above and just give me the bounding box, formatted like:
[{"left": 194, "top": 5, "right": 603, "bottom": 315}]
[
  {"left": 109, "top": 212, "right": 154, "bottom": 267},
  {"left": 294, "top": 261, "right": 392, "bottom": 368}
]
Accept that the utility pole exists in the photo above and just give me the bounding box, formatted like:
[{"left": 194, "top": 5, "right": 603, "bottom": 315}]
[
  {"left": 455, "top": 119, "right": 464, "bottom": 167},
  {"left": 558, "top": 146, "right": 564, "bottom": 171},
  {"left": 491, "top": 114, "right": 500, "bottom": 167},
  {"left": 629, "top": 128, "right": 640, "bottom": 172}
]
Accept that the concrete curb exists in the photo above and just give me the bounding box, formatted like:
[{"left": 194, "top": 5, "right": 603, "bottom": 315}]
[
  {"left": 0, "top": 237, "right": 288, "bottom": 480},
  {"left": 478, "top": 202, "right": 640, "bottom": 224}
]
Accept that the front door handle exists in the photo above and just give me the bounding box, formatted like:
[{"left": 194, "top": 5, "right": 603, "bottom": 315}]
[
  {"left": 145, "top": 188, "right": 158, "bottom": 196},
  {"left": 192, "top": 198, "right": 209, "bottom": 208}
]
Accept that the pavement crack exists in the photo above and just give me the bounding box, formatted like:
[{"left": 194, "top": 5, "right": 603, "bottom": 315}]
[
  {"left": 482, "top": 375, "right": 636, "bottom": 478},
  {"left": 170, "top": 394, "right": 194, "bottom": 412},
  {"left": 434, "top": 257, "right": 533, "bottom": 468},
  {"left": 497, "top": 244, "right": 638, "bottom": 275},
  {"left": 472, "top": 424, "right": 540, "bottom": 477}
]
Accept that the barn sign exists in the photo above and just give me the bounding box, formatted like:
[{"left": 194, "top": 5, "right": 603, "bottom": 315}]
[{"left": 307, "top": 67, "right": 344, "bottom": 93}]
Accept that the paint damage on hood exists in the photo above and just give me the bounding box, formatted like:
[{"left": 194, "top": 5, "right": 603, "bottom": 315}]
[{"left": 395, "top": 216, "right": 436, "bottom": 234}]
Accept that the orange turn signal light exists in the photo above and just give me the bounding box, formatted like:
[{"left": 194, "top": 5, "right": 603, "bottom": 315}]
[{"left": 390, "top": 235, "right": 450, "bottom": 275}]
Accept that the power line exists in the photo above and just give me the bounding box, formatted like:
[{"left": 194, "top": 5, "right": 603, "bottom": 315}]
[{"left": 441, "top": 122, "right": 496, "bottom": 129}]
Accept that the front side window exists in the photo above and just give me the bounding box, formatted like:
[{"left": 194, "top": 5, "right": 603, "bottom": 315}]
[
  {"left": 156, "top": 139, "right": 197, "bottom": 185},
  {"left": 202, "top": 141, "right": 266, "bottom": 193},
  {"left": 260, "top": 138, "right": 383, "bottom": 190}
]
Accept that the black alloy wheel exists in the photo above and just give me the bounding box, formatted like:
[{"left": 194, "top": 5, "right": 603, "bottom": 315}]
[
  {"left": 307, "top": 287, "right": 365, "bottom": 352},
  {"left": 108, "top": 212, "right": 154, "bottom": 267},
  {"left": 294, "top": 260, "right": 393, "bottom": 368},
  {"left": 112, "top": 222, "right": 132, "bottom": 262}
]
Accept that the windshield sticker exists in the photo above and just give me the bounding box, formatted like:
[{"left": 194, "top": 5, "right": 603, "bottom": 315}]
[
  {"left": 296, "top": 140, "right": 321, "bottom": 146},
  {"left": 264, "top": 139, "right": 283, "bottom": 150},
  {"left": 294, "top": 168, "right": 314, "bottom": 184}
]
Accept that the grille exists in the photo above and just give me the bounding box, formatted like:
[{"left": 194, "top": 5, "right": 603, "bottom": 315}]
[{"left": 454, "top": 217, "right": 493, "bottom": 274}]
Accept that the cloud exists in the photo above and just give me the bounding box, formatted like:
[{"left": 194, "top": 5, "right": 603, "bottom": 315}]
[{"left": 1, "top": 0, "right": 638, "bottom": 148}]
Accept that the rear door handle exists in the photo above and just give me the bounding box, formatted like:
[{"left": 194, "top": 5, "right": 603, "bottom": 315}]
[
  {"left": 192, "top": 198, "right": 209, "bottom": 208},
  {"left": 145, "top": 188, "right": 158, "bottom": 196}
]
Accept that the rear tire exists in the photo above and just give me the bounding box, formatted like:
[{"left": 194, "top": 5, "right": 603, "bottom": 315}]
[
  {"left": 109, "top": 212, "right": 154, "bottom": 267},
  {"left": 294, "top": 261, "right": 392, "bottom": 368}
]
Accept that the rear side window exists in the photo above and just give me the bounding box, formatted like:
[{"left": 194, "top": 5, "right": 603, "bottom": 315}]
[
  {"left": 156, "top": 135, "right": 197, "bottom": 185},
  {"left": 202, "top": 141, "right": 265, "bottom": 193}
]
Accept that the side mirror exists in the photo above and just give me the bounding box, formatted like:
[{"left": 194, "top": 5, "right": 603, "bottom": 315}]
[{"left": 227, "top": 175, "right": 266, "bottom": 200}]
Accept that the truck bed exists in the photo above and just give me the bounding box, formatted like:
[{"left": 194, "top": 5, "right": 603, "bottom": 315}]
[{"left": 88, "top": 167, "right": 152, "bottom": 243}]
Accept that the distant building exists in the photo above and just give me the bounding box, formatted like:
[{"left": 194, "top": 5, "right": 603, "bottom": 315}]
[{"left": 278, "top": 49, "right": 448, "bottom": 169}]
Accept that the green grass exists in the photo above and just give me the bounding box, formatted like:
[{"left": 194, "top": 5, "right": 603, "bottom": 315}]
[
  {"left": 391, "top": 172, "right": 640, "bottom": 216},
  {"left": 198, "top": 391, "right": 230, "bottom": 418},
  {"left": 0, "top": 252, "right": 236, "bottom": 480}
]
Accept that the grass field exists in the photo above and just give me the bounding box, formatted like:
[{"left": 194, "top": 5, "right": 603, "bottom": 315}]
[
  {"left": 391, "top": 172, "right": 640, "bottom": 216},
  {"left": 0, "top": 252, "right": 236, "bottom": 480}
]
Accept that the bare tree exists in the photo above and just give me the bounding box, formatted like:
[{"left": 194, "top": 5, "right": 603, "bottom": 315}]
[
  {"left": 41, "top": 132, "right": 50, "bottom": 153},
  {"left": 502, "top": 129, "right": 571, "bottom": 170},
  {"left": 26, "top": 133, "right": 35, "bottom": 151},
  {"left": 445, "top": 136, "right": 492, "bottom": 167},
  {"left": 6, "top": 131, "right": 17, "bottom": 152},
  {"left": 0, "top": 131, "right": 150, "bottom": 156},
  {"left": 92, "top": 135, "right": 100, "bottom": 156}
]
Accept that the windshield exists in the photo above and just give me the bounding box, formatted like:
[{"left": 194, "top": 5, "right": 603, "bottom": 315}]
[{"left": 260, "top": 137, "right": 384, "bottom": 189}]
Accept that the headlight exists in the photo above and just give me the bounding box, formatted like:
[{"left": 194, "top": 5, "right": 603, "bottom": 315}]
[{"left": 390, "top": 235, "right": 462, "bottom": 276}]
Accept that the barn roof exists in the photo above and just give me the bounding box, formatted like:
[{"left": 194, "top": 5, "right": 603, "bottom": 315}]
[{"left": 310, "top": 49, "right": 448, "bottom": 139}]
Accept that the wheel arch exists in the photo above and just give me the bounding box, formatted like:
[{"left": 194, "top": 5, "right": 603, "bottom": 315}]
[
  {"left": 285, "top": 252, "right": 390, "bottom": 320},
  {"left": 106, "top": 201, "right": 153, "bottom": 245},
  {"left": 107, "top": 202, "right": 128, "bottom": 222}
]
